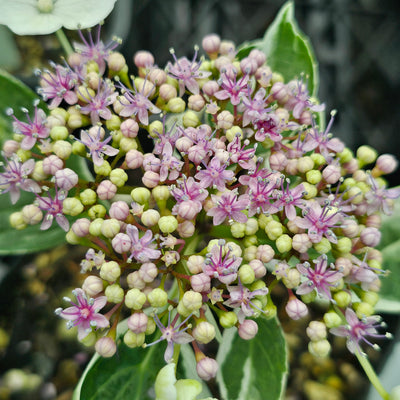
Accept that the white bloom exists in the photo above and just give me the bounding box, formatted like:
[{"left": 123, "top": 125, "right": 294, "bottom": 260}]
[{"left": 0, "top": 0, "right": 117, "bottom": 35}]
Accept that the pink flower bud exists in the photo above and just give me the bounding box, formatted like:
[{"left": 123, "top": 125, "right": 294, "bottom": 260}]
[
  {"left": 112, "top": 233, "right": 132, "bottom": 253},
  {"left": 365, "top": 214, "right": 381, "bottom": 229},
  {"left": 175, "top": 136, "right": 193, "bottom": 153},
  {"left": 159, "top": 84, "right": 177, "bottom": 101},
  {"left": 142, "top": 171, "right": 160, "bottom": 188},
  {"left": 125, "top": 149, "right": 144, "bottom": 169},
  {"left": 43, "top": 155, "right": 63, "bottom": 175},
  {"left": 177, "top": 220, "right": 195, "bottom": 238},
  {"left": 55, "top": 168, "right": 78, "bottom": 190},
  {"left": 148, "top": 68, "right": 167, "bottom": 86},
  {"left": 238, "top": 319, "right": 258, "bottom": 340},
  {"left": 188, "top": 145, "right": 206, "bottom": 165},
  {"left": 142, "top": 153, "right": 160, "bottom": 172},
  {"left": 292, "top": 233, "right": 312, "bottom": 254},
  {"left": 177, "top": 200, "right": 199, "bottom": 220},
  {"left": 299, "top": 110, "right": 312, "bottom": 125},
  {"left": 97, "top": 180, "right": 117, "bottom": 200},
  {"left": 341, "top": 220, "right": 359, "bottom": 238},
  {"left": 202, "top": 34, "right": 221, "bottom": 55},
  {"left": 139, "top": 262, "right": 158, "bottom": 283},
  {"left": 190, "top": 273, "right": 211, "bottom": 292},
  {"left": 322, "top": 164, "right": 341, "bottom": 184},
  {"left": 196, "top": 357, "right": 218, "bottom": 381},
  {"left": 285, "top": 297, "right": 308, "bottom": 320},
  {"left": 271, "top": 81, "right": 289, "bottom": 104},
  {"left": 127, "top": 313, "right": 148, "bottom": 333},
  {"left": 335, "top": 257, "right": 352, "bottom": 276},
  {"left": 269, "top": 152, "right": 288, "bottom": 171},
  {"left": 3, "top": 140, "right": 20, "bottom": 156},
  {"left": 375, "top": 154, "right": 398, "bottom": 174},
  {"left": 360, "top": 227, "right": 381, "bottom": 247},
  {"left": 249, "top": 259, "right": 266, "bottom": 279},
  {"left": 285, "top": 159, "right": 298, "bottom": 175},
  {"left": 133, "top": 50, "right": 154, "bottom": 68},
  {"left": 188, "top": 94, "right": 206, "bottom": 111},
  {"left": 256, "top": 245, "right": 275, "bottom": 263},
  {"left": 109, "top": 201, "right": 130, "bottom": 221},
  {"left": 255, "top": 66, "right": 272, "bottom": 87},
  {"left": 343, "top": 159, "right": 359, "bottom": 174},
  {"left": 120, "top": 119, "right": 139, "bottom": 138},
  {"left": 95, "top": 337, "right": 116, "bottom": 358},
  {"left": 82, "top": 275, "right": 104, "bottom": 297},
  {"left": 202, "top": 80, "right": 220, "bottom": 97},
  {"left": 240, "top": 57, "right": 258, "bottom": 75},
  {"left": 72, "top": 218, "right": 91, "bottom": 237},
  {"left": 249, "top": 49, "right": 266, "bottom": 67}
]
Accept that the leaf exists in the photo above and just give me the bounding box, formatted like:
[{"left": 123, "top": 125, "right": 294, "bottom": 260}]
[
  {"left": 256, "top": 1, "right": 319, "bottom": 97},
  {"left": 216, "top": 317, "right": 288, "bottom": 400}
]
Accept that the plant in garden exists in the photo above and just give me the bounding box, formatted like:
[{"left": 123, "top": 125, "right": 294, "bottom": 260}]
[{"left": 1, "top": 2, "right": 400, "bottom": 400}]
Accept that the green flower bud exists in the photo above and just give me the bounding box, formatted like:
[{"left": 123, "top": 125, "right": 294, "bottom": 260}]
[
  {"left": 224, "top": 242, "right": 242, "bottom": 258},
  {"left": 106, "top": 114, "right": 121, "bottom": 131},
  {"left": 105, "top": 283, "right": 124, "bottom": 303},
  {"left": 297, "top": 156, "right": 314, "bottom": 173},
  {"left": 333, "top": 291, "right": 352, "bottom": 308},
  {"left": 168, "top": 97, "right": 186, "bottom": 113},
  {"left": 125, "top": 288, "right": 146, "bottom": 310},
  {"left": 131, "top": 187, "right": 151, "bottom": 204},
  {"left": 80, "top": 188, "right": 97, "bottom": 205},
  {"left": 152, "top": 185, "right": 170, "bottom": 201},
  {"left": 338, "top": 147, "right": 353, "bottom": 163},
  {"left": 302, "top": 182, "right": 318, "bottom": 199},
  {"left": 158, "top": 215, "right": 178, "bottom": 234},
  {"left": 50, "top": 126, "right": 69, "bottom": 141},
  {"left": 225, "top": 126, "right": 243, "bottom": 142},
  {"left": 124, "top": 331, "right": 145, "bottom": 348},
  {"left": 62, "top": 197, "right": 84, "bottom": 216},
  {"left": 245, "top": 218, "right": 258, "bottom": 235},
  {"left": 119, "top": 137, "right": 138, "bottom": 152},
  {"left": 53, "top": 140, "right": 72, "bottom": 159},
  {"left": 238, "top": 264, "right": 255, "bottom": 284},
  {"left": 80, "top": 331, "right": 97, "bottom": 346},
  {"left": 101, "top": 218, "right": 121, "bottom": 238},
  {"left": 313, "top": 237, "right": 331, "bottom": 254},
  {"left": 32, "top": 160, "right": 47, "bottom": 180},
  {"left": 193, "top": 321, "right": 215, "bottom": 344},
  {"left": 72, "top": 140, "right": 86, "bottom": 156},
  {"left": 265, "top": 220, "right": 283, "bottom": 241},
  {"left": 94, "top": 160, "right": 112, "bottom": 176},
  {"left": 306, "top": 321, "right": 327, "bottom": 341},
  {"left": 182, "top": 290, "right": 203, "bottom": 311},
  {"left": 231, "top": 222, "right": 246, "bottom": 238},
  {"left": 282, "top": 268, "right": 301, "bottom": 289},
  {"left": 16, "top": 149, "right": 31, "bottom": 162},
  {"left": 310, "top": 153, "right": 326, "bottom": 166},
  {"left": 345, "top": 186, "right": 363, "bottom": 204},
  {"left": 308, "top": 339, "right": 331, "bottom": 358},
  {"left": 356, "top": 145, "right": 378, "bottom": 166},
  {"left": 333, "top": 237, "right": 352, "bottom": 255},
  {"left": 65, "top": 230, "right": 80, "bottom": 245},
  {"left": 147, "top": 288, "right": 168, "bottom": 308},
  {"left": 243, "top": 235, "right": 258, "bottom": 248},
  {"left": 323, "top": 311, "right": 342, "bottom": 328},
  {"left": 100, "top": 261, "right": 121, "bottom": 282},
  {"left": 177, "top": 301, "right": 191, "bottom": 317},
  {"left": 276, "top": 234, "right": 292, "bottom": 253},
  {"left": 219, "top": 311, "right": 238, "bottom": 328},
  {"left": 361, "top": 291, "right": 379, "bottom": 306},
  {"left": 301, "top": 290, "right": 317, "bottom": 304},
  {"left": 244, "top": 245, "right": 257, "bottom": 262},
  {"left": 148, "top": 120, "right": 163, "bottom": 138},
  {"left": 263, "top": 301, "right": 277, "bottom": 319},
  {"left": 110, "top": 168, "right": 128, "bottom": 187},
  {"left": 141, "top": 209, "right": 160, "bottom": 227},
  {"left": 89, "top": 218, "right": 104, "bottom": 236},
  {"left": 257, "top": 214, "right": 273, "bottom": 230},
  {"left": 354, "top": 302, "right": 374, "bottom": 318},
  {"left": 306, "top": 170, "right": 322, "bottom": 184},
  {"left": 88, "top": 204, "right": 107, "bottom": 220},
  {"left": 146, "top": 318, "right": 156, "bottom": 335},
  {"left": 183, "top": 110, "right": 200, "bottom": 127}
]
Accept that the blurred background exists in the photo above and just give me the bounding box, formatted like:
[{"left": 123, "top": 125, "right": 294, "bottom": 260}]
[{"left": 0, "top": 0, "right": 399, "bottom": 399}]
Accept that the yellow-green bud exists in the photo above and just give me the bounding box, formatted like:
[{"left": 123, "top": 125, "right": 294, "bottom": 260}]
[
  {"left": 80, "top": 331, "right": 97, "bottom": 346},
  {"left": 338, "top": 148, "right": 353, "bottom": 163},
  {"left": 244, "top": 245, "right": 257, "bottom": 261},
  {"left": 313, "top": 237, "right": 332, "bottom": 254},
  {"left": 310, "top": 153, "right": 326, "bottom": 166},
  {"left": 109, "top": 168, "right": 128, "bottom": 187},
  {"left": 158, "top": 215, "right": 178, "bottom": 234},
  {"left": 148, "top": 120, "right": 163, "bottom": 138},
  {"left": 124, "top": 331, "right": 145, "bottom": 348},
  {"left": 231, "top": 222, "right": 246, "bottom": 238},
  {"left": 53, "top": 140, "right": 72, "bottom": 159},
  {"left": 225, "top": 242, "right": 242, "bottom": 258},
  {"left": 119, "top": 137, "right": 137, "bottom": 152},
  {"left": 72, "top": 140, "right": 86, "bottom": 156},
  {"left": 182, "top": 290, "right": 203, "bottom": 311},
  {"left": 345, "top": 186, "right": 363, "bottom": 204},
  {"left": 297, "top": 156, "right": 314, "bottom": 173},
  {"left": 141, "top": 209, "right": 160, "bottom": 227},
  {"left": 265, "top": 220, "right": 283, "bottom": 241},
  {"left": 88, "top": 204, "right": 107, "bottom": 220},
  {"left": 323, "top": 311, "right": 342, "bottom": 328},
  {"left": 105, "top": 283, "right": 124, "bottom": 303},
  {"left": 101, "top": 218, "right": 121, "bottom": 238},
  {"left": 354, "top": 302, "right": 374, "bottom": 318},
  {"left": 282, "top": 268, "right": 301, "bottom": 289},
  {"left": 306, "top": 170, "right": 322, "bottom": 184},
  {"left": 301, "top": 291, "right": 317, "bottom": 304},
  {"left": 131, "top": 187, "right": 151, "bottom": 204},
  {"left": 333, "top": 237, "right": 352, "bottom": 255},
  {"left": 80, "top": 188, "right": 97, "bottom": 205},
  {"left": 308, "top": 339, "right": 331, "bottom": 358},
  {"left": 9, "top": 211, "right": 27, "bottom": 230},
  {"left": 94, "top": 160, "right": 112, "bottom": 176},
  {"left": 15, "top": 149, "right": 31, "bottom": 162},
  {"left": 168, "top": 97, "right": 186, "bottom": 113},
  {"left": 225, "top": 126, "right": 243, "bottom": 142},
  {"left": 361, "top": 291, "right": 379, "bottom": 306},
  {"left": 193, "top": 321, "right": 215, "bottom": 344},
  {"left": 65, "top": 230, "right": 80, "bottom": 245},
  {"left": 32, "top": 160, "right": 47, "bottom": 180},
  {"left": 356, "top": 145, "right": 378, "bottom": 166},
  {"left": 62, "top": 197, "right": 84, "bottom": 216},
  {"left": 152, "top": 185, "right": 170, "bottom": 201},
  {"left": 89, "top": 218, "right": 104, "bottom": 236},
  {"left": 177, "top": 301, "right": 191, "bottom": 317},
  {"left": 147, "top": 288, "right": 168, "bottom": 308},
  {"left": 183, "top": 110, "right": 200, "bottom": 127},
  {"left": 50, "top": 126, "right": 69, "bottom": 141},
  {"left": 219, "top": 311, "right": 238, "bottom": 328},
  {"left": 207, "top": 239, "right": 222, "bottom": 253},
  {"left": 302, "top": 182, "right": 318, "bottom": 199},
  {"left": 306, "top": 321, "right": 327, "bottom": 341},
  {"left": 100, "top": 261, "right": 121, "bottom": 282},
  {"left": 238, "top": 264, "right": 255, "bottom": 284},
  {"left": 276, "top": 234, "right": 292, "bottom": 253},
  {"left": 243, "top": 235, "right": 258, "bottom": 247},
  {"left": 106, "top": 114, "right": 121, "bottom": 131},
  {"left": 258, "top": 214, "right": 273, "bottom": 230},
  {"left": 333, "top": 291, "right": 352, "bottom": 308},
  {"left": 245, "top": 218, "right": 258, "bottom": 235},
  {"left": 125, "top": 288, "right": 146, "bottom": 310}
]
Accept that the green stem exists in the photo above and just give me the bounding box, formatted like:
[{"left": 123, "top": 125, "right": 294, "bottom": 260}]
[
  {"left": 55, "top": 29, "right": 73, "bottom": 56},
  {"left": 355, "top": 351, "right": 390, "bottom": 400}
]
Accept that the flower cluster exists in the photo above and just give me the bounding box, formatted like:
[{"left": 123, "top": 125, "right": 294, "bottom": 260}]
[{"left": 1, "top": 29, "right": 399, "bottom": 381}]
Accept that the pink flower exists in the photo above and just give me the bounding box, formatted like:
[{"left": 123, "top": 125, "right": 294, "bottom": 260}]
[
  {"left": 195, "top": 157, "right": 234, "bottom": 191},
  {"left": 126, "top": 224, "right": 161, "bottom": 262},
  {"left": 56, "top": 288, "right": 109, "bottom": 340},
  {"left": 214, "top": 71, "right": 249, "bottom": 105},
  {"left": 207, "top": 191, "right": 249, "bottom": 225}
]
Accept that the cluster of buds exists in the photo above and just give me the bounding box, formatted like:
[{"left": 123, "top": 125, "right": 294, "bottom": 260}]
[{"left": 1, "top": 28, "right": 399, "bottom": 380}]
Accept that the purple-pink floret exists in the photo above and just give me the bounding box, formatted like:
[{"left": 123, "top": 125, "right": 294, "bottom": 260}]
[
  {"left": 126, "top": 224, "right": 161, "bottom": 262},
  {"left": 330, "top": 308, "right": 388, "bottom": 355},
  {"left": 296, "top": 255, "right": 343, "bottom": 299},
  {"left": 56, "top": 288, "right": 109, "bottom": 340},
  {"left": 195, "top": 157, "right": 234, "bottom": 191},
  {"left": 364, "top": 175, "right": 400, "bottom": 215},
  {"left": 207, "top": 191, "right": 249, "bottom": 225},
  {"left": 0, "top": 157, "right": 41, "bottom": 204}
]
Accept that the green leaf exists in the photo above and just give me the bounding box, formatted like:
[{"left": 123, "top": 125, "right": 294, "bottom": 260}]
[
  {"left": 216, "top": 317, "right": 288, "bottom": 400},
  {"left": 256, "top": 1, "right": 319, "bottom": 97}
]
